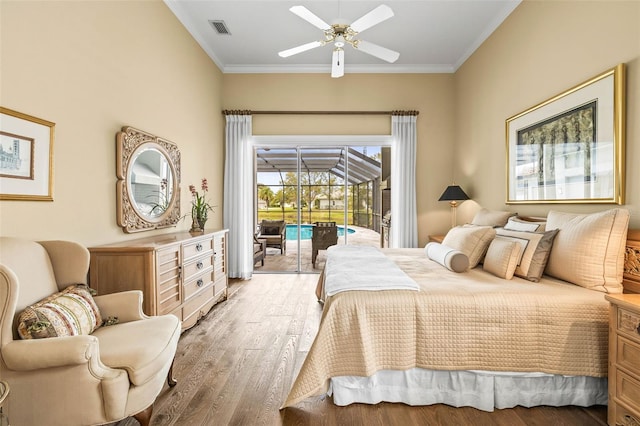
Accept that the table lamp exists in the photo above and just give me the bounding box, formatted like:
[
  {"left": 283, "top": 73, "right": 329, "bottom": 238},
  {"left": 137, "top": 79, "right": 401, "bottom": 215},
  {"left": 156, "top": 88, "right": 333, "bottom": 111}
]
[{"left": 439, "top": 184, "right": 470, "bottom": 228}]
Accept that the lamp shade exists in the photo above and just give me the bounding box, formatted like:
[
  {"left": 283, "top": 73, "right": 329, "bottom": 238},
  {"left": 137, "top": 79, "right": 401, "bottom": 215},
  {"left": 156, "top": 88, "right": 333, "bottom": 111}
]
[{"left": 438, "top": 185, "right": 470, "bottom": 201}]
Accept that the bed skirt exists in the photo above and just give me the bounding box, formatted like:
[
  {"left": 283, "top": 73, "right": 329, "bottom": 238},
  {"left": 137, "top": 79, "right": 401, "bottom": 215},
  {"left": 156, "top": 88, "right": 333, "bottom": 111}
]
[{"left": 328, "top": 368, "right": 608, "bottom": 412}]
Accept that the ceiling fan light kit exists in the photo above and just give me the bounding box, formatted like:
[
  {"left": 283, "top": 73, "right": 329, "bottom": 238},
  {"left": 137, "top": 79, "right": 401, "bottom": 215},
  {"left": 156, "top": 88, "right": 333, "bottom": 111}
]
[{"left": 278, "top": 4, "right": 400, "bottom": 78}]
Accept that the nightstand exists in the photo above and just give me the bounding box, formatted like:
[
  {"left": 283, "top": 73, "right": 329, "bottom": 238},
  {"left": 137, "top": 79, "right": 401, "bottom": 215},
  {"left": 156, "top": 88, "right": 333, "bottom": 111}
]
[
  {"left": 605, "top": 294, "right": 640, "bottom": 426},
  {"left": 428, "top": 234, "right": 445, "bottom": 244}
]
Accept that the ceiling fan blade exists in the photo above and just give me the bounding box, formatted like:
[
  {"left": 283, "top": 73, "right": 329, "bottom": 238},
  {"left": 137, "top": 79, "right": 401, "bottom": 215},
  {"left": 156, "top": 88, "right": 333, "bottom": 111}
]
[
  {"left": 289, "top": 5, "right": 331, "bottom": 31},
  {"left": 331, "top": 49, "right": 345, "bottom": 78},
  {"left": 350, "top": 4, "right": 394, "bottom": 33},
  {"left": 278, "top": 41, "right": 323, "bottom": 58},
  {"left": 354, "top": 40, "right": 399, "bottom": 63}
]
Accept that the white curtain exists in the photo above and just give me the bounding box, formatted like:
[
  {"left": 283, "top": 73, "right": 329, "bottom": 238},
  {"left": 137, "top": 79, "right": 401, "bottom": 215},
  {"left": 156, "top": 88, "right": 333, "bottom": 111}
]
[
  {"left": 390, "top": 114, "right": 418, "bottom": 248},
  {"left": 224, "top": 114, "right": 254, "bottom": 279}
]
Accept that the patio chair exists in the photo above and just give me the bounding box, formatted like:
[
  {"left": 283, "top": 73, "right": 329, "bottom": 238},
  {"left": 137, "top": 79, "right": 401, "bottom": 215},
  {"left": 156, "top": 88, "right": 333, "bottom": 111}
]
[
  {"left": 253, "top": 235, "right": 266, "bottom": 267},
  {"left": 312, "top": 221, "right": 338, "bottom": 267},
  {"left": 257, "top": 220, "right": 287, "bottom": 254}
]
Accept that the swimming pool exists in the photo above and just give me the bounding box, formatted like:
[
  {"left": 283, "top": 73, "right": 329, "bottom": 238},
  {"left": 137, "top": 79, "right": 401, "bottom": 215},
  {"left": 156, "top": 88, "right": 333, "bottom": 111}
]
[{"left": 285, "top": 224, "right": 355, "bottom": 240}]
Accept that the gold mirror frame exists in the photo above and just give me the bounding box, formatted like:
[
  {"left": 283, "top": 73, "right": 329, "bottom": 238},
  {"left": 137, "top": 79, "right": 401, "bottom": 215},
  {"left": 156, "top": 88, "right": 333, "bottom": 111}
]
[{"left": 116, "top": 126, "right": 181, "bottom": 233}]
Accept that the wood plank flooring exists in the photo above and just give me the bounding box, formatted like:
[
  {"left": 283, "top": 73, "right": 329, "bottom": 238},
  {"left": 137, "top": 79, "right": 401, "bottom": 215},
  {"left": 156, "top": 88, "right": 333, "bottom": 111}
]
[{"left": 115, "top": 274, "right": 608, "bottom": 426}]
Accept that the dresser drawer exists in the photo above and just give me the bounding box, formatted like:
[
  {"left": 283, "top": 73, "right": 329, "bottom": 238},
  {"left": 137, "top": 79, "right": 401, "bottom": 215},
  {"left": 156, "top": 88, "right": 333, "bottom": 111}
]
[
  {"left": 617, "top": 336, "right": 640, "bottom": 376},
  {"left": 184, "top": 271, "right": 214, "bottom": 301},
  {"left": 183, "top": 237, "right": 213, "bottom": 263},
  {"left": 618, "top": 307, "right": 640, "bottom": 344},
  {"left": 183, "top": 254, "right": 213, "bottom": 283},
  {"left": 616, "top": 370, "right": 640, "bottom": 412}
]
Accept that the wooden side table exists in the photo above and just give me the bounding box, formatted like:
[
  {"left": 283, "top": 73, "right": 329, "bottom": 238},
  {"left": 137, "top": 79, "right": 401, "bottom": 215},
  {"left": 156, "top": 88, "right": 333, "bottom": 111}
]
[
  {"left": 605, "top": 294, "right": 640, "bottom": 426},
  {"left": 428, "top": 234, "right": 445, "bottom": 244}
]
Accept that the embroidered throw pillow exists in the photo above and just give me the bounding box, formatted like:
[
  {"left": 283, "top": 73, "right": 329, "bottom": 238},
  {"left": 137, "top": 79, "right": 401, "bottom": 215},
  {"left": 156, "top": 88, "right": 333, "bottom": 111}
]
[{"left": 18, "top": 284, "right": 103, "bottom": 339}]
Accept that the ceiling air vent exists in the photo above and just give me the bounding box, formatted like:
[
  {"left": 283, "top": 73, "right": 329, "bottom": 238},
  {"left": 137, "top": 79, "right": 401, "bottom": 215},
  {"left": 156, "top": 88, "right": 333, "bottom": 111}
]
[{"left": 209, "top": 20, "right": 231, "bottom": 35}]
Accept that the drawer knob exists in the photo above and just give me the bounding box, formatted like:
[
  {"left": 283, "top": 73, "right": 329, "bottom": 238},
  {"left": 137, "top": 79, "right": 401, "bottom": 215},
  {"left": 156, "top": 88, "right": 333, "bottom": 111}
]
[
  {"left": 197, "top": 279, "right": 204, "bottom": 287},
  {"left": 196, "top": 243, "right": 203, "bottom": 252},
  {"left": 197, "top": 261, "right": 204, "bottom": 270}
]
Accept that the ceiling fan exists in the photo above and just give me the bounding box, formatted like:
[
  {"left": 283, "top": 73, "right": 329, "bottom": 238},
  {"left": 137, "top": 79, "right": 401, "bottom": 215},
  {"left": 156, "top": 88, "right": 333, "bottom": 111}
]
[{"left": 278, "top": 4, "right": 400, "bottom": 78}]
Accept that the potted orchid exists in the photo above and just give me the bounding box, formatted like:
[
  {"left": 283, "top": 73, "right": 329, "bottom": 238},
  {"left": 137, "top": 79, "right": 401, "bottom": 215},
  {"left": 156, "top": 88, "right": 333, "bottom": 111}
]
[{"left": 189, "top": 178, "right": 215, "bottom": 232}]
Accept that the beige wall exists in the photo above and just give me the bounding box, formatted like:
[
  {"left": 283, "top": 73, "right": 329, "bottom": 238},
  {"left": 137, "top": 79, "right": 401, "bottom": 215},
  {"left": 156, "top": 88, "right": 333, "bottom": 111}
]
[
  {"left": 455, "top": 0, "right": 640, "bottom": 228},
  {"left": 0, "top": 0, "right": 224, "bottom": 245},
  {"left": 222, "top": 73, "right": 456, "bottom": 245},
  {"left": 2, "top": 0, "right": 638, "bottom": 248}
]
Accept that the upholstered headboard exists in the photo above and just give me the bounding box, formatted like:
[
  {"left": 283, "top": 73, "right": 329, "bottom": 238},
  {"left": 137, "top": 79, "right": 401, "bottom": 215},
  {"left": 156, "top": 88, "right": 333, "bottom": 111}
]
[{"left": 623, "top": 229, "right": 640, "bottom": 294}]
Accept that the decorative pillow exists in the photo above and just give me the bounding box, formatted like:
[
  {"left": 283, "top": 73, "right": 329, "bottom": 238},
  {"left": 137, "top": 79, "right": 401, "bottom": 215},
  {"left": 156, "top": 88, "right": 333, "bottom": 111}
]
[
  {"left": 496, "top": 228, "right": 559, "bottom": 282},
  {"left": 425, "top": 242, "right": 469, "bottom": 273},
  {"left": 471, "top": 208, "right": 516, "bottom": 227},
  {"left": 18, "top": 284, "right": 102, "bottom": 339},
  {"left": 483, "top": 237, "right": 522, "bottom": 279},
  {"left": 544, "top": 208, "right": 629, "bottom": 293},
  {"left": 442, "top": 225, "right": 496, "bottom": 268},
  {"left": 504, "top": 216, "right": 547, "bottom": 233}
]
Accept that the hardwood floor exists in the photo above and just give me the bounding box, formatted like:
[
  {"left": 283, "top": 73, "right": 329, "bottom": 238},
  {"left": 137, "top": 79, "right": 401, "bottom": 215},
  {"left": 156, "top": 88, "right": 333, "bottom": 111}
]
[{"left": 116, "top": 274, "right": 608, "bottom": 426}]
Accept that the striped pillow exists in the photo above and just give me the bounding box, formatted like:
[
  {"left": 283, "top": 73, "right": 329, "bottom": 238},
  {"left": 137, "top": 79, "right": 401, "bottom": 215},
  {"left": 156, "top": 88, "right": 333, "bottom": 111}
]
[{"left": 18, "top": 284, "right": 102, "bottom": 339}]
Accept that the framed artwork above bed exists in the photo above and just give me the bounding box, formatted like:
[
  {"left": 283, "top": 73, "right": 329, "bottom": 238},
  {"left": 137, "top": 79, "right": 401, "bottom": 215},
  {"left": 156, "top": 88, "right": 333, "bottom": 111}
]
[{"left": 505, "top": 63, "right": 626, "bottom": 204}]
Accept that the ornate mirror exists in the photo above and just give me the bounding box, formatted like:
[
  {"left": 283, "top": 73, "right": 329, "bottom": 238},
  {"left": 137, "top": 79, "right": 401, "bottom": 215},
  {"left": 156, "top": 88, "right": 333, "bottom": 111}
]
[{"left": 116, "top": 126, "right": 181, "bottom": 233}]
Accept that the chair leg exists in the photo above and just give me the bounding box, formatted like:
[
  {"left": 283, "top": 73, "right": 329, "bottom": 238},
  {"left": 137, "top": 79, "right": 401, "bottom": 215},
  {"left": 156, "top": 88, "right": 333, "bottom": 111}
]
[
  {"left": 133, "top": 405, "right": 153, "bottom": 426},
  {"left": 167, "top": 359, "right": 177, "bottom": 387}
]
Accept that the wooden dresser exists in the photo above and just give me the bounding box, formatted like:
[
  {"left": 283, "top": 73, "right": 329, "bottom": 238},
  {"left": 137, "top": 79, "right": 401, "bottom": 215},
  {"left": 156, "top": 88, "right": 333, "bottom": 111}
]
[
  {"left": 89, "top": 229, "right": 228, "bottom": 331},
  {"left": 605, "top": 294, "right": 640, "bottom": 426}
]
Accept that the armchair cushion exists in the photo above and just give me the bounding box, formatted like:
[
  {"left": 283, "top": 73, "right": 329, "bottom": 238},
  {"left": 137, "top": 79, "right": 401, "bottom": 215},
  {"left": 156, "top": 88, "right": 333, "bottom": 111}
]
[
  {"left": 93, "top": 314, "right": 180, "bottom": 386},
  {"left": 261, "top": 226, "right": 281, "bottom": 235},
  {"left": 17, "top": 284, "right": 102, "bottom": 339}
]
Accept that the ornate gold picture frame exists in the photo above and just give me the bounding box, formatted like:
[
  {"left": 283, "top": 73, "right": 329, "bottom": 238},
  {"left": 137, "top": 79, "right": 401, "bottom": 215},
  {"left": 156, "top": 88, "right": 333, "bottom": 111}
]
[
  {"left": 506, "top": 63, "right": 625, "bottom": 204},
  {"left": 0, "top": 107, "right": 55, "bottom": 201}
]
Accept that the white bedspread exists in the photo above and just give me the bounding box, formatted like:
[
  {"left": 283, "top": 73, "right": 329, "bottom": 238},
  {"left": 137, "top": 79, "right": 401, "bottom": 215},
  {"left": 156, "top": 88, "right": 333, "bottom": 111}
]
[{"left": 323, "top": 245, "right": 419, "bottom": 297}]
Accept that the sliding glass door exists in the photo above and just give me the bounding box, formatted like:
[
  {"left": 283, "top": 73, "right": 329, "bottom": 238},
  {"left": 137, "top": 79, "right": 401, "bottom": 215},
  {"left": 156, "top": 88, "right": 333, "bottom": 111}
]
[{"left": 254, "top": 140, "right": 388, "bottom": 273}]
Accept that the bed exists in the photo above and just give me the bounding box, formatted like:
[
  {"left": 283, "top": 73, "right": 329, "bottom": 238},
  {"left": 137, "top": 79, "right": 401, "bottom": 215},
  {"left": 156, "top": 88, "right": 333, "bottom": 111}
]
[{"left": 282, "top": 208, "right": 637, "bottom": 412}]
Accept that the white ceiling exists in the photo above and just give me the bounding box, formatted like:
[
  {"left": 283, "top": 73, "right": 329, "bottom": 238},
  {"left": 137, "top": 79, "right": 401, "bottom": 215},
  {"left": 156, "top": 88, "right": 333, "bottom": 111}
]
[{"left": 164, "top": 0, "right": 521, "bottom": 74}]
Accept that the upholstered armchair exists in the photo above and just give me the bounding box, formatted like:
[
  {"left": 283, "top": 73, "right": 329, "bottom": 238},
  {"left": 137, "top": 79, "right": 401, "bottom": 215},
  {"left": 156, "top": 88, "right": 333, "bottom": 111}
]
[
  {"left": 257, "top": 220, "right": 287, "bottom": 254},
  {"left": 312, "top": 221, "right": 338, "bottom": 267},
  {"left": 0, "top": 237, "right": 181, "bottom": 426}
]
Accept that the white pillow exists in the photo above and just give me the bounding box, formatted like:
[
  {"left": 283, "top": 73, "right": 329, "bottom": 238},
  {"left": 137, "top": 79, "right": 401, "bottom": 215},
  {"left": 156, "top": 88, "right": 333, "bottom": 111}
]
[
  {"left": 442, "top": 225, "right": 496, "bottom": 268},
  {"left": 425, "top": 242, "right": 469, "bottom": 273},
  {"left": 483, "top": 238, "right": 522, "bottom": 280},
  {"left": 471, "top": 208, "right": 516, "bottom": 227},
  {"left": 545, "top": 208, "right": 629, "bottom": 293},
  {"left": 504, "top": 216, "right": 547, "bottom": 233}
]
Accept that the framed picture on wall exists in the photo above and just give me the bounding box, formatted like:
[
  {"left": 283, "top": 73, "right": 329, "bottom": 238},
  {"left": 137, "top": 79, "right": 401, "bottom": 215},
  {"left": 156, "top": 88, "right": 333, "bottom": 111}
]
[
  {"left": 505, "top": 63, "right": 625, "bottom": 204},
  {"left": 0, "top": 107, "right": 55, "bottom": 201}
]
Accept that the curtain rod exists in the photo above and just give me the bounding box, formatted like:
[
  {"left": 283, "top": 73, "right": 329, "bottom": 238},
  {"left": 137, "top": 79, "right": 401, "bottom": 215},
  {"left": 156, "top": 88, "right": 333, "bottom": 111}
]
[{"left": 221, "top": 109, "right": 419, "bottom": 116}]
